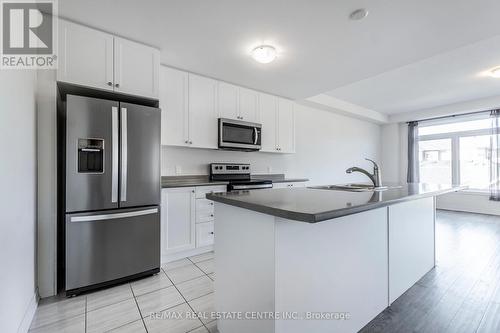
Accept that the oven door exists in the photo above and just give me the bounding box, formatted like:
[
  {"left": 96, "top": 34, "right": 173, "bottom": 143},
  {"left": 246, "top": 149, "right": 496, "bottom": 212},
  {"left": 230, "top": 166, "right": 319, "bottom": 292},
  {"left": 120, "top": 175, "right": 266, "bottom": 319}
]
[{"left": 218, "top": 118, "right": 261, "bottom": 151}]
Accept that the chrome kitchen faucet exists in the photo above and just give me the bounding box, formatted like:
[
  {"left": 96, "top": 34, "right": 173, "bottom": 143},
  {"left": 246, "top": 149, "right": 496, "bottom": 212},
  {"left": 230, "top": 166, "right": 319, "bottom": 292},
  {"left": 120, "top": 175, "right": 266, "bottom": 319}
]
[{"left": 346, "top": 158, "right": 382, "bottom": 188}]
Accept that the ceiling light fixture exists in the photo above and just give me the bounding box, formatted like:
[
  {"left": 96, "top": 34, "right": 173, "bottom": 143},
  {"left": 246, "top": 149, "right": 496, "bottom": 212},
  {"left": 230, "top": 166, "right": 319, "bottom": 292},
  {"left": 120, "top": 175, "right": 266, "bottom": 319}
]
[
  {"left": 489, "top": 67, "right": 500, "bottom": 78},
  {"left": 349, "top": 8, "right": 369, "bottom": 21},
  {"left": 251, "top": 45, "right": 277, "bottom": 64}
]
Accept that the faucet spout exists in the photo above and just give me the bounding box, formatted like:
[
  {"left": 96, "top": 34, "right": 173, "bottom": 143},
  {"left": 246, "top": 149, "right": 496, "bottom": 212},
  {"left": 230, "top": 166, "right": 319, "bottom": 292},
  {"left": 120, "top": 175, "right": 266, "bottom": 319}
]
[{"left": 345, "top": 158, "right": 382, "bottom": 188}]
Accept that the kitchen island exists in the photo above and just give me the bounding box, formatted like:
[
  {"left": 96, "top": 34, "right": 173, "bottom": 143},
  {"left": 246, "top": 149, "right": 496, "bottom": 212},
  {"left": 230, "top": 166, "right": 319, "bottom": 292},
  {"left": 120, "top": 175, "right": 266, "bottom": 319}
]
[{"left": 206, "top": 183, "right": 464, "bottom": 333}]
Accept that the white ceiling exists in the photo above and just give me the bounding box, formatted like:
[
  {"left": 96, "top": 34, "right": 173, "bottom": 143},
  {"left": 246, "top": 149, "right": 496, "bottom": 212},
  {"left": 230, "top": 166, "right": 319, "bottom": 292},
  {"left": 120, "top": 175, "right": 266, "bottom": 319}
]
[
  {"left": 326, "top": 35, "right": 500, "bottom": 114},
  {"left": 59, "top": 0, "right": 500, "bottom": 102}
]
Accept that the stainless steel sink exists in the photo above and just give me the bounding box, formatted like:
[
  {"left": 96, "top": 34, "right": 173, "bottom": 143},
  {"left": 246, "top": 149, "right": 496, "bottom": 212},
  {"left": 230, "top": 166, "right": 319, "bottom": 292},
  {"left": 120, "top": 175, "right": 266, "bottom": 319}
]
[{"left": 309, "top": 183, "right": 402, "bottom": 192}]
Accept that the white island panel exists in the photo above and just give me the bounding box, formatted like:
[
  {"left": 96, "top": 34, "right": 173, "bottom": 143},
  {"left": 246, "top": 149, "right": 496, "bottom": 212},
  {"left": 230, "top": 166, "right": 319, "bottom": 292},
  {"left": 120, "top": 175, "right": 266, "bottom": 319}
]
[
  {"left": 388, "top": 197, "right": 435, "bottom": 303},
  {"left": 274, "top": 208, "right": 389, "bottom": 333},
  {"left": 214, "top": 204, "right": 276, "bottom": 333}
]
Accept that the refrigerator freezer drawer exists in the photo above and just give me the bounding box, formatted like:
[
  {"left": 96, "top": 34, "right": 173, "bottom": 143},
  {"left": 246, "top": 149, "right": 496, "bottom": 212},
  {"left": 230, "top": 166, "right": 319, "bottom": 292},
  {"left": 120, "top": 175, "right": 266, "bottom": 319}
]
[{"left": 65, "top": 207, "right": 160, "bottom": 291}]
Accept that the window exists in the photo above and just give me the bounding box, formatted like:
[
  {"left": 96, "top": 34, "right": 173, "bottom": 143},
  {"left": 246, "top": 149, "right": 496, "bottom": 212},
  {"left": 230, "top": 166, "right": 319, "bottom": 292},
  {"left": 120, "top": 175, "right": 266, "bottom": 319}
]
[
  {"left": 417, "top": 115, "right": 492, "bottom": 190},
  {"left": 418, "top": 139, "right": 452, "bottom": 184}
]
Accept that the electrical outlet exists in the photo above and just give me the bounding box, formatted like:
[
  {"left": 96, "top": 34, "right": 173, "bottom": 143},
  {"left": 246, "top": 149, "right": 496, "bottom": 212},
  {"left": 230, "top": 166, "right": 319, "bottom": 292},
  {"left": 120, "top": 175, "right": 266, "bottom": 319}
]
[{"left": 175, "top": 165, "right": 182, "bottom": 175}]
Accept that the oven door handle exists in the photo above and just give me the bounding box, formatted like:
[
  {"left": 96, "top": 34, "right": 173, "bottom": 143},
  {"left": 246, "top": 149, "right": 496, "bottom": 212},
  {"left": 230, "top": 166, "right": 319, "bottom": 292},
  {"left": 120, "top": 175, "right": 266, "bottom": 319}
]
[
  {"left": 231, "top": 183, "right": 273, "bottom": 190},
  {"left": 253, "top": 127, "right": 258, "bottom": 145}
]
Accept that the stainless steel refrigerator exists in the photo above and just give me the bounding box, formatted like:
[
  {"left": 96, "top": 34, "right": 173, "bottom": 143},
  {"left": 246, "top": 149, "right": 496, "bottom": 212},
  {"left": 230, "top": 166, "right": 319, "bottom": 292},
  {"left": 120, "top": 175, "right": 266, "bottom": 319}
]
[{"left": 60, "top": 94, "right": 160, "bottom": 295}]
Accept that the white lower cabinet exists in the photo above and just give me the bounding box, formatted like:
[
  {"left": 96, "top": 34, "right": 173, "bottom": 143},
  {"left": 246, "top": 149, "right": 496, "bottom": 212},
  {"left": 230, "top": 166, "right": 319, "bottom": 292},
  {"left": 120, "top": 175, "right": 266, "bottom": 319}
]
[
  {"left": 161, "top": 185, "right": 226, "bottom": 262},
  {"left": 161, "top": 187, "right": 196, "bottom": 257}
]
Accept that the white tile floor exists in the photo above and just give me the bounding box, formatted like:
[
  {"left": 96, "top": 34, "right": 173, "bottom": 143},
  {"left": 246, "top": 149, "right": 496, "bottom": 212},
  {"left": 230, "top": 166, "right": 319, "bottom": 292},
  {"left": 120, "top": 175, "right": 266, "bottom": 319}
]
[{"left": 29, "top": 252, "right": 217, "bottom": 333}]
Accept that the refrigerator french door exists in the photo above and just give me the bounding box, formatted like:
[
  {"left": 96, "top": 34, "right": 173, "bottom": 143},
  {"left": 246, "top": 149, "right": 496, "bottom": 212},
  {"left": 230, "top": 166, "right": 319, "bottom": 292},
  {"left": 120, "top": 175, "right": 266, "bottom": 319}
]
[{"left": 64, "top": 94, "right": 160, "bottom": 294}]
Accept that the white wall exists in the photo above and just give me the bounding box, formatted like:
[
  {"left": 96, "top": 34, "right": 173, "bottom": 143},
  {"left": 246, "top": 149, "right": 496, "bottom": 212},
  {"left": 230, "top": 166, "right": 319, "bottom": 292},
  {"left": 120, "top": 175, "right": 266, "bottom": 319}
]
[
  {"left": 436, "top": 192, "right": 500, "bottom": 215},
  {"left": 162, "top": 103, "right": 382, "bottom": 186},
  {"left": 0, "top": 71, "right": 38, "bottom": 332}
]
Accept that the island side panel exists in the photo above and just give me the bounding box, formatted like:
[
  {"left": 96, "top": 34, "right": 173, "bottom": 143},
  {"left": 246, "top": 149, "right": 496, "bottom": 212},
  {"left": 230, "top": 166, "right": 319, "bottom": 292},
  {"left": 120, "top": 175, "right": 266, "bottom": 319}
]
[
  {"left": 214, "top": 203, "right": 276, "bottom": 333},
  {"left": 274, "top": 208, "right": 389, "bottom": 333},
  {"left": 388, "top": 196, "right": 435, "bottom": 304}
]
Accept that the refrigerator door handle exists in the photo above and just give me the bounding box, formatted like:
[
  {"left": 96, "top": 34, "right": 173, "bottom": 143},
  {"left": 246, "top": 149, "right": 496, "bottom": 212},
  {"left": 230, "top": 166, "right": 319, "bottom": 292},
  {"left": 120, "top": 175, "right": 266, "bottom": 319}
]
[
  {"left": 120, "top": 107, "right": 128, "bottom": 202},
  {"left": 111, "top": 107, "right": 119, "bottom": 203},
  {"left": 70, "top": 208, "right": 158, "bottom": 223}
]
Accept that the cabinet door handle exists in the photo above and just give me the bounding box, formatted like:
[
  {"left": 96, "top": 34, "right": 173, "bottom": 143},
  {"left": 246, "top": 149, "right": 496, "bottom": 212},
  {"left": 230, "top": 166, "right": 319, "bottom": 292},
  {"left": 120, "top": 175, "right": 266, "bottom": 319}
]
[
  {"left": 210, "top": 214, "right": 214, "bottom": 217},
  {"left": 107, "top": 81, "right": 113, "bottom": 86},
  {"left": 185, "top": 140, "right": 189, "bottom": 144},
  {"left": 209, "top": 232, "right": 214, "bottom": 235},
  {"left": 189, "top": 141, "right": 193, "bottom": 144},
  {"left": 115, "top": 83, "right": 120, "bottom": 88}
]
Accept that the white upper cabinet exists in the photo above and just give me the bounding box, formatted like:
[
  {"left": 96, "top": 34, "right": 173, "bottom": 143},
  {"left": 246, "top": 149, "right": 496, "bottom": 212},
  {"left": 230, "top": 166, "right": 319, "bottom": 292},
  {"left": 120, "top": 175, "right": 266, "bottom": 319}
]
[
  {"left": 158, "top": 67, "right": 295, "bottom": 153},
  {"left": 188, "top": 74, "right": 218, "bottom": 149},
  {"left": 217, "top": 83, "right": 259, "bottom": 122},
  {"left": 114, "top": 37, "right": 160, "bottom": 99},
  {"left": 57, "top": 19, "right": 159, "bottom": 98},
  {"left": 58, "top": 19, "right": 114, "bottom": 90},
  {"left": 238, "top": 88, "right": 259, "bottom": 122},
  {"left": 217, "top": 82, "right": 239, "bottom": 120},
  {"left": 160, "top": 66, "right": 189, "bottom": 146},
  {"left": 259, "top": 95, "right": 295, "bottom": 153},
  {"left": 259, "top": 93, "right": 278, "bottom": 152},
  {"left": 277, "top": 98, "right": 295, "bottom": 153}
]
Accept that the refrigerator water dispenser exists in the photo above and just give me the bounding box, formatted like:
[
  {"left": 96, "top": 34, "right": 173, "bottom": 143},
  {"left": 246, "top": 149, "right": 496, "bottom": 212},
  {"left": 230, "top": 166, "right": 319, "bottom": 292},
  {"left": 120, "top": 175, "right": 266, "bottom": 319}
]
[{"left": 77, "top": 138, "right": 104, "bottom": 173}]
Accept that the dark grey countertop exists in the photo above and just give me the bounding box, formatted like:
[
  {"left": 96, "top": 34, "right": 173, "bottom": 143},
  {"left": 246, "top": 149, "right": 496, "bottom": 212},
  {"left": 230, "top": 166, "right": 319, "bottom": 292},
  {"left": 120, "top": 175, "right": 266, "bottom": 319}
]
[
  {"left": 161, "top": 175, "right": 228, "bottom": 188},
  {"left": 252, "top": 174, "right": 309, "bottom": 183},
  {"left": 161, "top": 174, "right": 309, "bottom": 188},
  {"left": 206, "top": 183, "right": 466, "bottom": 223}
]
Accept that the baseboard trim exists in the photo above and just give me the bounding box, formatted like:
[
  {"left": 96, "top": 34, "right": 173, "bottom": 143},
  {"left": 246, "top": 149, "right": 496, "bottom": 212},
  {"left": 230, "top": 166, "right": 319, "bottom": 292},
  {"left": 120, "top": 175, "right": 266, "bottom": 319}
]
[
  {"left": 162, "top": 246, "right": 213, "bottom": 264},
  {"left": 17, "top": 291, "right": 38, "bottom": 333}
]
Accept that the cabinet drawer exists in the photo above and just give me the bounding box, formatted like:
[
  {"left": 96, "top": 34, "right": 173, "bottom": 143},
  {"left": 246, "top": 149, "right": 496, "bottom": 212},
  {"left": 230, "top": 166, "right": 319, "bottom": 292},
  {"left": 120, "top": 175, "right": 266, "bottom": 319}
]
[
  {"left": 273, "top": 182, "right": 294, "bottom": 189},
  {"left": 196, "top": 199, "right": 215, "bottom": 223},
  {"left": 273, "top": 182, "right": 306, "bottom": 189},
  {"left": 195, "top": 185, "right": 227, "bottom": 199},
  {"left": 196, "top": 222, "right": 214, "bottom": 247},
  {"left": 196, "top": 210, "right": 215, "bottom": 223},
  {"left": 196, "top": 198, "right": 215, "bottom": 211}
]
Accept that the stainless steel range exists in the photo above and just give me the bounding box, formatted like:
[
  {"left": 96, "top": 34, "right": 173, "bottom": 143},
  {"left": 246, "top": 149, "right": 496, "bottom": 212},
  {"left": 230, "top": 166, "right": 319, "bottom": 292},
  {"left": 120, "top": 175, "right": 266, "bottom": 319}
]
[{"left": 210, "top": 163, "right": 272, "bottom": 191}]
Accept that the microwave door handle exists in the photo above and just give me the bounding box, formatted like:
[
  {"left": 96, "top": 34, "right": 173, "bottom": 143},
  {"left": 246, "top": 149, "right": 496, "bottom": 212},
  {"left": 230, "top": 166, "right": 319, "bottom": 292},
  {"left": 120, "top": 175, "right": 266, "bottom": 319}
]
[{"left": 254, "top": 127, "right": 258, "bottom": 145}]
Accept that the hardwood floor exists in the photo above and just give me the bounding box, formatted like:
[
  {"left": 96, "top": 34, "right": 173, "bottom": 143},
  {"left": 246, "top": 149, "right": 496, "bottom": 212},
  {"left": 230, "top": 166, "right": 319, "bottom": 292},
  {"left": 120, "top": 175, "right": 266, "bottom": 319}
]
[{"left": 361, "top": 210, "right": 500, "bottom": 333}]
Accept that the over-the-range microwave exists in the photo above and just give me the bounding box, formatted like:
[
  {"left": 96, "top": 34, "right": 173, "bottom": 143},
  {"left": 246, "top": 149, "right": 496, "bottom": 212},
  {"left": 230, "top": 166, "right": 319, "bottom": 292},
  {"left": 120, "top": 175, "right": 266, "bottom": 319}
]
[{"left": 218, "top": 118, "right": 262, "bottom": 151}]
